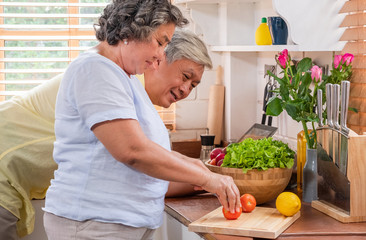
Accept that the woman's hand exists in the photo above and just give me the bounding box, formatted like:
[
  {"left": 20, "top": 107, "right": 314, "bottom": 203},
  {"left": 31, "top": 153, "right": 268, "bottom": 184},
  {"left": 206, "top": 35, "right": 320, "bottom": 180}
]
[{"left": 201, "top": 172, "right": 241, "bottom": 214}]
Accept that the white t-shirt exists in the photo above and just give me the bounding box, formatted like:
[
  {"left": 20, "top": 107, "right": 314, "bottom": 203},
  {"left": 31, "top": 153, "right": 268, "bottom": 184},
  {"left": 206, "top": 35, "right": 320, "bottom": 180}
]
[{"left": 44, "top": 52, "right": 170, "bottom": 229}]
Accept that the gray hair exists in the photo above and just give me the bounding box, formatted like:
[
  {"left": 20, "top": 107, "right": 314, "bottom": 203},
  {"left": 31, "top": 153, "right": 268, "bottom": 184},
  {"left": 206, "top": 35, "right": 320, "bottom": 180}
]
[
  {"left": 95, "top": 0, "right": 188, "bottom": 45},
  {"left": 165, "top": 30, "right": 212, "bottom": 69}
]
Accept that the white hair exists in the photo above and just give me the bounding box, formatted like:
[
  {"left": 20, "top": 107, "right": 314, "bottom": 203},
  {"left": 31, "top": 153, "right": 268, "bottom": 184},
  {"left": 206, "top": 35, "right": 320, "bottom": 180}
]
[{"left": 165, "top": 29, "right": 212, "bottom": 69}]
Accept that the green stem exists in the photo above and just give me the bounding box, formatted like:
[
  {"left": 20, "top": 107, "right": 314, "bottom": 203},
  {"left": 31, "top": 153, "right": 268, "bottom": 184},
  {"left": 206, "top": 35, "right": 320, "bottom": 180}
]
[
  {"left": 288, "top": 61, "right": 294, "bottom": 77},
  {"left": 301, "top": 120, "right": 312, "bottom": 149},
  {"left": 311, "top": 121, "right": 317, "bottom": 148}
]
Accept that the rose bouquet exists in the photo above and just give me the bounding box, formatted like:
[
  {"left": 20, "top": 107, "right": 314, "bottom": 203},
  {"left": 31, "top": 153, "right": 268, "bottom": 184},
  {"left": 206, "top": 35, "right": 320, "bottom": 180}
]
[
  {"left": 265, "top": 49, "right": 326, "bottom": 149},
  {"left": 325, "top": 53, "right": 354, "bottom": 84}
]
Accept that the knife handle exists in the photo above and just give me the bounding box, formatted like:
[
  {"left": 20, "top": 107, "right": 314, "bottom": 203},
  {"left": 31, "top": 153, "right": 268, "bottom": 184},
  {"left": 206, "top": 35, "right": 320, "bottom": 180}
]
[
  {"left": 326, "top": 83, "right": 333, "bottom": 127},
  {"left": 341, "top": 81, "right": 350, "bottom": 134},
  {"left": 317, "top": 89, "right": 323, "bottom": 127},
  {"left": 332, "top": 84, "right": 340, "bottom": 130}
]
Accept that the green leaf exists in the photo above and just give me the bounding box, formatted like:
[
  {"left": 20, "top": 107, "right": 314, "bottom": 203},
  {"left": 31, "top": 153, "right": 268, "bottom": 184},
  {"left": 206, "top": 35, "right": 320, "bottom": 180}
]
[
  {"left": 266, "top": 97, "right": 283, "bottom": 116},
  {"left": 272, "top": 74, "right": 287, "bottom": 87},
  {"left": 297, "top": 57, "right": 312, "bottom": 73},
  {"left": 224, "top": 138, "right": 295, "bottom": 173},
  {"left": 349, "top": 107, "right": 358, "bottom": 113},
  {"left": 285, "top": 103, "right": 300, "bottom": 122},
  {"left": 298, "top": 73, "right": 312, "bottom": 96}
]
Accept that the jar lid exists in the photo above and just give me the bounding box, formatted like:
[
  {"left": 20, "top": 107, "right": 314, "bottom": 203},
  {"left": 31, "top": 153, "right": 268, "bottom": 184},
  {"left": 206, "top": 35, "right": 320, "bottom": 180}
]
[{"left": 200, "top": 134, "right": 215, "bottom": 146}]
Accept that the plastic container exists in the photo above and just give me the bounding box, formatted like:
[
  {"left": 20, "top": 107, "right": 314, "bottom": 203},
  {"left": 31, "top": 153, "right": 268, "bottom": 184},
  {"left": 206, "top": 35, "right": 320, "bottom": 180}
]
[
  {"left": 255, "top": 17, "right": 272, "bottom": 45},
  {"left": 268, "top": 16, "right": 288, "bottom": 45}
]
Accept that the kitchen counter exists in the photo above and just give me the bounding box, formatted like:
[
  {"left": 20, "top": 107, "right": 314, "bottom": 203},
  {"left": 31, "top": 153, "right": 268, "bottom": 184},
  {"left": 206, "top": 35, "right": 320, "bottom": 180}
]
[{"left": 165, "top": 193, "right": 366, "bottom": 240}]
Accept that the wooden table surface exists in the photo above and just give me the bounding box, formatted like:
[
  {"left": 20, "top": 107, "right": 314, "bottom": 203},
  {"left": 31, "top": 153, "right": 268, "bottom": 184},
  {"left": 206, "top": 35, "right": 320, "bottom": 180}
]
[{"left": 164, "top": 193, "right": 366, "bottom": 240}]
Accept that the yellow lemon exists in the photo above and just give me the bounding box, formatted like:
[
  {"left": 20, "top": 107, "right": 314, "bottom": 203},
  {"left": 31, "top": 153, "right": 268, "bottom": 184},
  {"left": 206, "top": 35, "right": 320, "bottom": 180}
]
[{"left": 276, "top": 192, "right": 301, "bottom": 217}]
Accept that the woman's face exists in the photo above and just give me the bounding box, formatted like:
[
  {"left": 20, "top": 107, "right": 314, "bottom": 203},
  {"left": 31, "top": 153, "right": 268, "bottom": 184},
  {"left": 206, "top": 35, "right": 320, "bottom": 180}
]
[
  {"left": 122, "top": 23, "right": 176, "bottom": 76},
  {"left": 145, "top": 58, "right": 205, "bottom": 108}
]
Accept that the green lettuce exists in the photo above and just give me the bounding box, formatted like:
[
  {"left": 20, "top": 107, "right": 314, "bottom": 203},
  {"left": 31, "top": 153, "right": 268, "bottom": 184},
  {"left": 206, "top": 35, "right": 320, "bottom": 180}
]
[{"left": 222, "top": 137, "right": 295, "bottom": 173}]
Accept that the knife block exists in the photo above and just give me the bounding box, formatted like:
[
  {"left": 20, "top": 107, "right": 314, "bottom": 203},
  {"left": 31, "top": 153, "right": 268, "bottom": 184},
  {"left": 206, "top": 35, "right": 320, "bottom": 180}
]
[{"left": 312, "top": 129, "right": 366, "bottom": 223}]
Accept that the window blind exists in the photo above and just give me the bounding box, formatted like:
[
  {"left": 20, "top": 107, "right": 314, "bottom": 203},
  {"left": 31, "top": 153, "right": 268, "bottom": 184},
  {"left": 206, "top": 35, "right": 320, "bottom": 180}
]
[
  {"left": 340, "top": 0, "right": 366, "bottom": 134},
  {"left": 0, "top": 0, "right": 175, "bottom": 128}
]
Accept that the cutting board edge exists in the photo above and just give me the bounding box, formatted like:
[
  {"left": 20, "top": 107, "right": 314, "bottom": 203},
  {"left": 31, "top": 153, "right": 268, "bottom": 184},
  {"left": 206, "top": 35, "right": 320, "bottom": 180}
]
[
  {"left": 273, "top": 210, "right": 301, "bottom": 237},
  {"left": 188, "top": 207, "right": 301, "bottom": 239},
  {"left": 188, "top": 223, "right": 278, "bottom": 239}
]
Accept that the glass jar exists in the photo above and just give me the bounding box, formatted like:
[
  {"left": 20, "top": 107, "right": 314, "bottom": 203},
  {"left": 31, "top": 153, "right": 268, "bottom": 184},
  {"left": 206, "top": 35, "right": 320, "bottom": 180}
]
[{"left": 200, "top": 134, "right": 215, "bottom": 163}]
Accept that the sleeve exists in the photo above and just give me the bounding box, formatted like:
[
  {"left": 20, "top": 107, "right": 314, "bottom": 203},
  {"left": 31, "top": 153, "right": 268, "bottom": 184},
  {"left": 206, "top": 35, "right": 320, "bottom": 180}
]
[
  {"left": 67, "top": 60, "right": 138, "bottom": 129},
  {"left": 22, "top": 73, "right": 63, "bottom": 122}
]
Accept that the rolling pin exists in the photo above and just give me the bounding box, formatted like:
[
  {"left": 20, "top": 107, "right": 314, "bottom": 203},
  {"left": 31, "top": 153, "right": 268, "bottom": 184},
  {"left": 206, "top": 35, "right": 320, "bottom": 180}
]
[{"left": 207, "top": 65, "right": 225, "bottom": 145}]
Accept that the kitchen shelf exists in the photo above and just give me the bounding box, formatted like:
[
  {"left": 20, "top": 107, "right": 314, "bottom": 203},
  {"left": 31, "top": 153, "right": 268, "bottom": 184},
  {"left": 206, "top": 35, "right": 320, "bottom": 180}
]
[
  {"left": 175, "top": 0, "right": 346, "bottom": 143},
  {"left": 210, "top": 45, "right": 345, "bottom": 53},
  {"left": 174, "top": 0, "right": 261, "bottom": 4}
]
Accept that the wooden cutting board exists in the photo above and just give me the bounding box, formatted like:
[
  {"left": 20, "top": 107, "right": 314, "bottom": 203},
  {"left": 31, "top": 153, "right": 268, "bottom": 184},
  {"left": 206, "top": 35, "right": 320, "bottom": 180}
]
[{"left": 188, "top": 206, "right": 300, "bottom": 239}]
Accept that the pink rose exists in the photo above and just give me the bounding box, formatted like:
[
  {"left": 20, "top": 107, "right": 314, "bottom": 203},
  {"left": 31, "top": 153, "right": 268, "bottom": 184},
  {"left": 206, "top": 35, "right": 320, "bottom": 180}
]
[
  {"left": 334, "top": 55, "right": 342, "bottom": 69},
  {"left": 342, "top": 53, "right": 354, "bottom": 66},
  {"left": 277, "top": 49, "right": 289, "bottom": 69},
  {"left": 311, "top": 65, "right": 322, "bottom": 82},
  {"left": 281, "top": 49, "right": 288, "bottom": 59}
]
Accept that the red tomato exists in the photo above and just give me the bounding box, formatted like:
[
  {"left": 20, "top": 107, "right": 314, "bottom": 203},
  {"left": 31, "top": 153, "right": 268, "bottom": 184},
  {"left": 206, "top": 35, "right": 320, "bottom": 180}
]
[
  {"left": 240, "top": 194, "right": 256, "bottom": 213},
  {"left": 222, "top": 207, "right": 242, "bottom": 220}
]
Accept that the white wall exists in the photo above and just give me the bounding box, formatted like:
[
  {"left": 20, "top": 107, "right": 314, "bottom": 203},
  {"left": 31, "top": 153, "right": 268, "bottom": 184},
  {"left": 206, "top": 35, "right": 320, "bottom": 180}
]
[
  {"left": 172, "top": 2, "right": 339, "bottom": 151},
  {"left": 172, "top": 50, "right": 334, "bottom": 150}
]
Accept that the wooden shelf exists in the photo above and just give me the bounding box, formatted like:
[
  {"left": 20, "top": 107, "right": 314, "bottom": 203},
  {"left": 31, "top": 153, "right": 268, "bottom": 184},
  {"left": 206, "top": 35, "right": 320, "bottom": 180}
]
[
  {"left": 209, "top": 44, "right": 345, "bottom": 53},
  {"left": 174, "top": 0, "right": 261, "bottom": 4}
]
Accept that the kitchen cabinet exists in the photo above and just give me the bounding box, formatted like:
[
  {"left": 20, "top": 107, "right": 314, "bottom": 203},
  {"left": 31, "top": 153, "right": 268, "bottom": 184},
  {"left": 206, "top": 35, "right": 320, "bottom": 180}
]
[{"left": 175, "top": 0, "right": 347, "bottom": 145}]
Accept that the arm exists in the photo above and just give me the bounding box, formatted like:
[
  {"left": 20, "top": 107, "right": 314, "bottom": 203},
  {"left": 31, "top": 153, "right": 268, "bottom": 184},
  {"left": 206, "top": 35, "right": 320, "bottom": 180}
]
[
  {"left": 92, "top": 119, "right": 241, "bottom": 213},
  {"left": 165, "top": 151, "right": 206, "bottom": 197},
  {"left": 165, "top": 181, "right": 204, "bottom": 197}
]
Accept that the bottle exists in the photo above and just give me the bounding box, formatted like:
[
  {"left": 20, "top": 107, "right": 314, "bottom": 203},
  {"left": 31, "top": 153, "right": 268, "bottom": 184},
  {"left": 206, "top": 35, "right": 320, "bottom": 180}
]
[
  {"left": 296, "top": 130, "right": 312, "bottom": 199},
  {"left": 255, "top": 17, "right": 272, "bottom": 45}
]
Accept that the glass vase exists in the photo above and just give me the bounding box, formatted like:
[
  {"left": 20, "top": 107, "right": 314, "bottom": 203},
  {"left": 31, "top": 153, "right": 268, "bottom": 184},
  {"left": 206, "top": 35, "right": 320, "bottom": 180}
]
[{"left": 302, "top": 148, "right": 318, "bottom": 202}]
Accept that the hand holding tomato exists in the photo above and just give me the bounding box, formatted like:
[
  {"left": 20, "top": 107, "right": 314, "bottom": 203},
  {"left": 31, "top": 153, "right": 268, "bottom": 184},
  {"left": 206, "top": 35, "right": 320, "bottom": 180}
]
[
  {"left": 240, "top": 194, "right": 256, "bottom": 213},
  {"left": 222, "top": 206, "right": 242, "bottom": 220}
]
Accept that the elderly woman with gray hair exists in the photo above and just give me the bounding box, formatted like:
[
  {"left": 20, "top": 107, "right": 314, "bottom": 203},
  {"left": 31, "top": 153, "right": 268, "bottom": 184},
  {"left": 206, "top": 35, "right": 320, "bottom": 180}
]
[
  {"left": 42, "top": 0, "right": 241, "bottom": 238},
  {"left": 1, "top": 2, "right": 241, "bottom": 239}
]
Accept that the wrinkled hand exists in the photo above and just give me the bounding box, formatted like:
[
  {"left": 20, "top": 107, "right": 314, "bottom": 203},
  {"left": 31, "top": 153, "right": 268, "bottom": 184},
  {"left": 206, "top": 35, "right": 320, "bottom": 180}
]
[{"left": 201, "top": 172, "right": 241, "bottom": 214}]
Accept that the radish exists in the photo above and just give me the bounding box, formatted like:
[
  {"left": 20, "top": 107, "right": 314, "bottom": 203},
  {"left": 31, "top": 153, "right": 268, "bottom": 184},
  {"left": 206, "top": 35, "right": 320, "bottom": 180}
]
[{"left": 210, "top": 148, "right": 223, "bottom": 160}]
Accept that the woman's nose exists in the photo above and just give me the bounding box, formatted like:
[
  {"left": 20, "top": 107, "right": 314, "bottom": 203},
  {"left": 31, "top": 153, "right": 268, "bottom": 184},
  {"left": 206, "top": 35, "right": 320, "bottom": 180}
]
[{"left": 157, "top": 47, "right": 165, "bottom": 60}]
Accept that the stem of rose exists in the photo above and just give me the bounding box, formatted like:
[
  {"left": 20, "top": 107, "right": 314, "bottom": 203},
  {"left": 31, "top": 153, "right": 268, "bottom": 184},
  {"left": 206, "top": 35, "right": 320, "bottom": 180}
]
[
  {"left": 311, "top": 121, "right": 317, "bottom": 148},
  {"left": 301, "top": 120, "right": 312, "bottom": 149}
]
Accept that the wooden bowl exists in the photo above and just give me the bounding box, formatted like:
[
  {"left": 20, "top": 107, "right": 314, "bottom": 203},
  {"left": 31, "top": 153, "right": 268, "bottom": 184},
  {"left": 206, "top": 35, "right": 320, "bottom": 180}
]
[{"left": 205, "top": 161, "right": 292, "bottom": 204}]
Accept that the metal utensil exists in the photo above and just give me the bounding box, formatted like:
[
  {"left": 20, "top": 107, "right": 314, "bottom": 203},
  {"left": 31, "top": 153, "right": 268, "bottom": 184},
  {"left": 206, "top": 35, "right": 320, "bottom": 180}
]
[
  {"left": 332, "top": 84, "right": 340, "bottom": 167},
  {"left": 238, "top": 123, "right": 277, "bottom": 141},
  {"left": 340, "top": 81, "right": 350, "bottom": 176},
  {"left": 325, "top": 83, "right": 333, "bottom": 161},
  {"left": 317, "top": 143, "right": 350, "bottom": 213}
]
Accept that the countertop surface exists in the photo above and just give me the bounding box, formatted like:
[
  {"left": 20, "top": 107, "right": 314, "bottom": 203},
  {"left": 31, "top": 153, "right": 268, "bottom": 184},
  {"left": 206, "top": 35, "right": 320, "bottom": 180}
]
[{"left": 164, "top": 193, "right": 366, "bottom": 240}]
